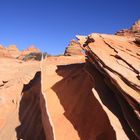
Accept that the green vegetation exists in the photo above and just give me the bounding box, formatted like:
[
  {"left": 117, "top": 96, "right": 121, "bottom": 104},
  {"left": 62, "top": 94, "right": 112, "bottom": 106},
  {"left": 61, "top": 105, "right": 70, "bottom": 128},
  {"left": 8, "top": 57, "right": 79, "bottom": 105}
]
[
  {"left": 22, "top": 52, "right": 63, "bottom": 61},
  {"left": 23, "top": 52, "right": 47, "bottom": 61}
]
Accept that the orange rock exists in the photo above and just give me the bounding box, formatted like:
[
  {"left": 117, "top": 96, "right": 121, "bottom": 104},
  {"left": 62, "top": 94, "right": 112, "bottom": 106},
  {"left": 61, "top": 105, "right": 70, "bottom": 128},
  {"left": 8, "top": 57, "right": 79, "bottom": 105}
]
[
  {"left": 64, "top": 39, "right": 84, "bottom": 56},
  {"left": 115, "top": 19, "right": 140, "bottom": 38},
  {"left": 21, "top": 45, "right": 40, "bottom": 54},
  {"left": 18, "top": 45, "right": 40, "bottom": 60},
  {"left": 80, "top": 33, "right": 140, "bottom": 139}
]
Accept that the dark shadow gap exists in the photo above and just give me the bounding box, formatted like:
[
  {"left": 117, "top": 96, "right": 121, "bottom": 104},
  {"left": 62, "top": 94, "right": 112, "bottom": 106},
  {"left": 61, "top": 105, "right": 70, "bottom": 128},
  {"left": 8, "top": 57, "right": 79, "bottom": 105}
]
[{"left": 15, "top": 72, "right": 54, "bottom": 140}]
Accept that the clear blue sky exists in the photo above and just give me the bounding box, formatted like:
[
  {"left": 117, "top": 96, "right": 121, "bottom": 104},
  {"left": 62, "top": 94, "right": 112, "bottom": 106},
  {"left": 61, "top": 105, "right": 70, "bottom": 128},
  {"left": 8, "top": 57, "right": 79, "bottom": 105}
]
[{"left": 0, "top": 0, "right": 139, "bottom": 54}]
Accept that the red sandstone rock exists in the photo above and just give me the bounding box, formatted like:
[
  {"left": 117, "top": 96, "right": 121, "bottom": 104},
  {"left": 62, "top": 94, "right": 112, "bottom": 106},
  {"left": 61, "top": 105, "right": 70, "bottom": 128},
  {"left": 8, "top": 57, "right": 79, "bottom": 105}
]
[
  {"left": 131, "top": 19, "right": 140, "bottom": 32},
  {"left": 115, "top": 19, "right": 140, "bottom": 38},
  {"left": 0, "top": 44, "right": 40, "bottom": 59},
  {"left": 78, "top": 33, "right": 140, "bottom": 139},
  {"left": 0, "top": 58, "right": 40, "bottom": 139},
  {"left": 0, "top": 45, "right": 4, "bottom": 49},
  {"left": 64, "top": 39, "right": 83, "bottom": 56},
  {"left": 7, "top": 45, "right": 21, "bottom": 58},
  {"left": 18, "top": 45, "right": 40, "bottom": 60},
  {"left": 21, "top": 45, "right": 40, "bottom": 54},
  {"left": 0, "top": 20, "right": 140, "bottom": 140},
  {"left": 0, "top": 45, "right": 20, "bottom": 58}
]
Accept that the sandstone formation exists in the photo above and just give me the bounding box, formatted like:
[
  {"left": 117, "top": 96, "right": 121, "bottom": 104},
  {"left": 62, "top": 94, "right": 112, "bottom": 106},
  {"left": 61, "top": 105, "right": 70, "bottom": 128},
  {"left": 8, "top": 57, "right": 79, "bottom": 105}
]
[
  {"left": 115, "top": 19, "right": 140, "bottom": 38},
  {"left": 0, "top": 45, "right": 12, "bottom": 58},
  {"left": 0, "top": 20, "right": 140, "bottom": 140},
  {"left": 0, "top": 45, "right": 4, "bottom": 49},
  {"left": 7, "top": 45, "right": 21, "bottom": 58},
  {"left": 0, "top": 44, "right": 40, "bottom": 59},
  {"left": 0, "top": 45, "right": 21, "bottom": 58},
  {"left": 77, "top": 33, "right": 140, "bottom": 139},
  {"left": 21, "top": 45, "right": 40, "bottom": 55},
  {"left": 0, "top": 58, "right": 41, "bottom": 139},
  {"left": 64, "top": 39, "right": 83, "bottom": 56},
  {"left": 131, "top": 19, "right": 140, "bottom": 32},
  {"left": 18, "top": 45, "right": 40, "bottom": 60}
]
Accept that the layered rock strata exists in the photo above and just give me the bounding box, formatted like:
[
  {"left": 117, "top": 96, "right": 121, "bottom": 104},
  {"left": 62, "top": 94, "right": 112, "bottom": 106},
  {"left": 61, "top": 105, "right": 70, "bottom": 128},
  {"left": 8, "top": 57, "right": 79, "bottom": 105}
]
[
  {"left": 64, "top": 39, "right": 83, "bottom": 56},
  {"left": 77, "top": 33, "right": 140, "bottom": 139},
  {"left": 115, "top": 19, "right": 140, "bottom": 39}
]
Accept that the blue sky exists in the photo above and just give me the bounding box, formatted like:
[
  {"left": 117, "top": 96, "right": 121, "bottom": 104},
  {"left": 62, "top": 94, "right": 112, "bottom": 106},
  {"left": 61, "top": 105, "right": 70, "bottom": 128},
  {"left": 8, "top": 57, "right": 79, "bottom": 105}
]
[{"left": 0, "top": 0, "right": 139, "bottom": 54}]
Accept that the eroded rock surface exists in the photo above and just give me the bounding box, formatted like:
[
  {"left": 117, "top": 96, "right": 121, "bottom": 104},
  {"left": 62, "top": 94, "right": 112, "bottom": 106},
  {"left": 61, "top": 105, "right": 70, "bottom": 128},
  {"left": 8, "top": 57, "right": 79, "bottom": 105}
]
[
  {"left": 115, "top": 19, "right": 140, "bottom": 39},
  {"left": 64, "top": 39, "right": 83, "bottom": 56},
  {"left": 0, "top": 21, "right": 140, "bottom": 140},
  {"left": 0, "top": 58, "right": 41, "bottom": 139},
  {"left": 77, "top": 33, "right": 140, "bottom": 139},
  {"left": 0, "top": 45, "right": 40, "bottom": 59},
  {"left": 42, "top": 57, "right": 119, "bottom": 140}
]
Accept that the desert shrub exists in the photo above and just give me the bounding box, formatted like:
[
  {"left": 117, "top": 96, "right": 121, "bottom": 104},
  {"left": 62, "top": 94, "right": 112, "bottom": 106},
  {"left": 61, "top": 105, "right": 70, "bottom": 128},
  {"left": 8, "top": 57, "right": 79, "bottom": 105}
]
[
  {"left": 23, "top": 52, "right": 48, "bottom": 61},
  {"left": 23, "top": 52, "right": 64, "bottom": 61}
]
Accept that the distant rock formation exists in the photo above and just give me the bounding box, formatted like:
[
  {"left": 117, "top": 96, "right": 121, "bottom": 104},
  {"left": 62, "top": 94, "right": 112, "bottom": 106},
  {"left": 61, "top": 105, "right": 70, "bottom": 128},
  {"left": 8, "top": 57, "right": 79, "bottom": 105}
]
[
  {"left": 7, "top": 45, "right": 21, "bottom": 58},
  {"left": 0, "top": 45, "right": 4, "bottom": 49},
  {"left": 21, "top": 45, "right": 40, "bottom": 55},
  {"left": 0, "top": 45, "right": 6, "bottom": 57},
  {"left": 115, "top": 19, "right": 140, "bottom": 38},
  {"left": 64, "top": 39, "right": 83, "bottom": 56},
  {"left": 0, "top": 44, "right": 40, "bottom": 59},
  {"left": 18, "top": 45, "right": 40, "bottom": 60},
  {"left": 131, "top": 19, "right": 140, "bottom": 32},
  {"left": 7, "top": 45, "right": 19, "bottom": 51}
]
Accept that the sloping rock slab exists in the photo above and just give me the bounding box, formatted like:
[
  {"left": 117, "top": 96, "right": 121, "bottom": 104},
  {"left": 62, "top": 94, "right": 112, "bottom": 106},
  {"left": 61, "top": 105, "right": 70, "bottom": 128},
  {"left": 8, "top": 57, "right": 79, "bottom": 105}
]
[{"left": 78, "top": 33, "right": 140, "bottom": 139}]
